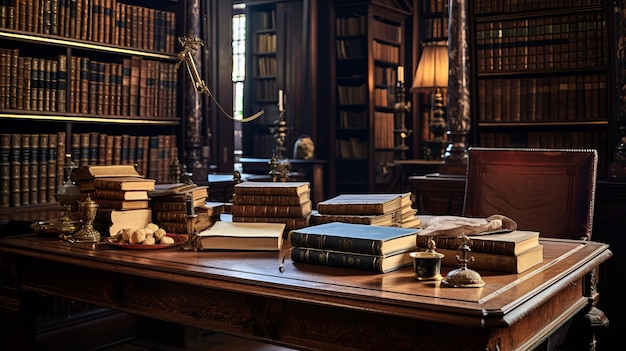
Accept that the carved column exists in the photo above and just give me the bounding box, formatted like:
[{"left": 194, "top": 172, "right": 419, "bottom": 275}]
[
  {"left": 612, "top": 0, "right": 626, "bottom": 178},
  {"left": 444, "top": 0, "right": 471, "bottom": 165},
  {"left": 184, "top": 0, "right": 203, "bottom": 171}
]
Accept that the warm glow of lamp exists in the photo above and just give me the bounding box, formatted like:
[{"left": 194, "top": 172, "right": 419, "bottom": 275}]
[
  {"left": 411, "top": 41, "right": 449, "bottom": 159},
  {"left": 411, "top": 41, "right": 449, "bottom": 91}
]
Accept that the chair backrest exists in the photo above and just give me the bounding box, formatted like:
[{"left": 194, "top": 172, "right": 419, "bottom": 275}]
[{"left": 463, "top": 147, "right": 598, "bottom": 240}]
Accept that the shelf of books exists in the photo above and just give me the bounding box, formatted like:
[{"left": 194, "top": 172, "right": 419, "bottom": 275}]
[
  {"left": 242, "top": 4, "right": 278, "bottom": 158},
  {"left": 0, "top": 0, "right": 184, "bottom": 215},
  {"left": 470, "top": 1, "right": 611, "bottom": 178},
  {"left": 331, "top": 1, "right": 409, "bottom": 194},
  {"left": 414, "top": 0, "right": 448, "bottom": 157}
]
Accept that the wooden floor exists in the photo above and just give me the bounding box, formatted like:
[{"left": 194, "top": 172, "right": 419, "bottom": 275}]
[{"left": 96, "top": 332, "right": 297, "bottom": 351}]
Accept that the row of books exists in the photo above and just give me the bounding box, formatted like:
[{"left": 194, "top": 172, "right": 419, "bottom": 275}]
[
  {"left": 337, "top": 84, "right": 366, "bottom": 105},
  {"left": 255, "top": 56, "right": 276, "bottom": 77},
  {"left": 478, "top": 130, "right": 607, "bottom": 152},
  {"left": 336, "top": 38, "right": 366, "bottom": 60},
  {"left": 372, "top": 41, "right": 399, "bottom": 63},
  {"left": 231, "top": 181, "right": 313, "bottom": 231},
  {"left": 422, "top": 17, "right": 448, "bottom": 39},
  {"left": 372, "top": 17, "right": 402, "bottom": 44},
  {"left": 0, "top": 132, "right": 66, "bottom": 208},
  {"left": 338, "top": 110, "right": 367, "bottom": 129},
  {"left": 0, "top": 132, "right": 177, "bottom": 208},
  {"left": 373, "top": 88, "right": 394, "bottom": 108},
  {"left": 255, "top": 33, "right": 277, "bottom": 53},
  {"left": 0, "top": 49, "right": 178, "bottom": 118},
  {"left": 477, "top": 74, "right": 607, "bottom": 123},
  {"left": 70, "top": 133, "right": 177, "bottom": 184},
  {"left": 253, "top": 79, "right": 278, "bottom": 101},
  {"left": 336, "top": 15, "right": 366, "bottom": 37},
  {"left": 473, "top": 0, "right": 602, "bottom": 15},
  {"left": 1, "top": 0, "right": 177, "bottom": 53},
  {"left": 475, "top": 13, "right": 607, "bottom": 72},
  {"left": 336, "top": 138, "right": 367, "bottom": 159},
  {"left": 373, "top": 111, "right": 394, "bottom": 150},
  {"left": 374, "top": 66, "right": 398, "bottom": 87}
]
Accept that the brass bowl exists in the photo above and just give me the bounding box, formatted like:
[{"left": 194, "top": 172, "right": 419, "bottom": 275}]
[{"left": 31, "top": 220, "right": 82, "bottom": 235}]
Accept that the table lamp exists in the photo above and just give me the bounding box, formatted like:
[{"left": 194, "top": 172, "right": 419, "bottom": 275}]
[{"left": 410, "top": 41, "right": 449, "bottom": 160}]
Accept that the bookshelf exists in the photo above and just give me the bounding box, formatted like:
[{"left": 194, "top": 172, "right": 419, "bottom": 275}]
[
  {"left": 470, "top": 1, "right": 612, "bottom": 179},
  {"left": 0, "top": 0, "right": 184, "bottom": 217},
  {"left": 330, "top": 0, "right": 411, "bottom": 195},
  {"left": 413, "top": 0, "right": 448, "bottom": 160},
  {"left": 241, "top": 1, "right": 309, "bottom": 161}
]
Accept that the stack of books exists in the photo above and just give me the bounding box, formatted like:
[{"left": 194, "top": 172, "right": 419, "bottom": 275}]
[
  {"left": 418, "top": 230, "right": 543, "bottom": 274},
  {"left": 230, "top": 181, "right": 313, "bottom": 231},
  {"left": 149, "top": 183, "right": 221, "bottom": 233},
  {"left": 71, "top": 164, "right": 142, "bottom": 193},
  {"left": 310, "top": 193, "right": 420, "bottom": 228},
  {"left": 288, "top": 222, "right": 420, "bottom": 273},
  {"left": 92, "top": 176, "right": 156, "bottom": 236}
]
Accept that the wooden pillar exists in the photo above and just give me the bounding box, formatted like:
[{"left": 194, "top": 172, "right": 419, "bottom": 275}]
[{"left": 444, "top": 0, "right": 471, "bottom": 165}]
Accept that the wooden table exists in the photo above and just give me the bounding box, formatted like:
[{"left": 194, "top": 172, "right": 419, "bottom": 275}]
[{"left": 0, "top": 234, "right": 612, "bottom": 350}]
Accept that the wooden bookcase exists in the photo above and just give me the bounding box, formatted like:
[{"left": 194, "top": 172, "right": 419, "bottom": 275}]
[
  {"left": 242, "top": 1, "right": 308, "bottom": 160},
  {"left": 413, "top": 0, "right": 448, "bottom": 160},
  {"left": 469, "top": 1, "right": 612, "bottom": 179},
  {"left": 329, "top": 0, "right": 411, "bottom": 195},
  {"left": 0, "top": 0, "right": 185, "bottom": 223}
]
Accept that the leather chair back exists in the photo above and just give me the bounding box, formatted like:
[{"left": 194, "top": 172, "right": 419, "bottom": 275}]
[{"left": 463, "top": 147, "right": 598, "bottom": 240}]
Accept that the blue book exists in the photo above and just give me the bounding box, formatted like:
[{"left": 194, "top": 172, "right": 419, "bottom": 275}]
[{"left": 289, "top": 222, "right": 419, "bottom": 256}]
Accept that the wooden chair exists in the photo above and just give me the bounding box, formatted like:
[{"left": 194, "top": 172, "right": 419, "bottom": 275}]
[{"left": 462, "top": 147, "right": 607, "bottom": 350}]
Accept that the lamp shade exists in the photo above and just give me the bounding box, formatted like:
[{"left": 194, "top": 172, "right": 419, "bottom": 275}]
[{"left": 411, "top": 41, "right": 449, "bottom": 91}]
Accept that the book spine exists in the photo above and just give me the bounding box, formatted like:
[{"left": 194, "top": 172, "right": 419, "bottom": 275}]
[
  {"left": 9, "top": 134, "right": 20, "bottom": 207},
  {"left": 155, "top": 211, "right": 187, "bottom": 223},
  {"left": 232, "top": 193, "right": 309, "bottom": 206},
  {"left": 232, "top": 216, "right": 309, "bottom": 230},
  {"left": 28, "top": 134, "right": 39, "bottom": 204},
  {"left": 0, "top": 133, "right": 10, "bottom": 208},
  {"left": 290, "top": 232, "right": 383, "bottom": 255},
  {"left": 436, "top": 246, "right": 543, "bottom": 274},
  {"left": 47, "top": 133, "right": 57, "bottom": 202},
  {"left": 37, "top": 134, "right": 47, "bottom": 203},
  {"left": 291, "top": 247, "right": 385, "bottom": 273},
  {"left": 232, "top": 201, "right": 311, "bottom": 218},
  {"left": 316, "top": 203, "right": 385, "bottom": 215},
  {"left": 234, "top": 187, "right": 306, "bottom": 196},
  {"left": 417, "top": 236, "right": 516, "bottom": 255}
]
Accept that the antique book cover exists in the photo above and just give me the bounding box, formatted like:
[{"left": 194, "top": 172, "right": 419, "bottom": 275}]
[
  {"left": 96, "top": 199, "right": 149, "bottom": 210},
  {"left": 92, "top": 176, "right": 155, "bottom": 191},
  {"left": 231, "top": 200, "right": 312, "bottom": 218},
  {"left": 308, "top": 210, "right": 395, "bottom": 227},
  {"left": 289, "top": 222, "right": 419, "bottom": 256},
  {"left": 316, "top": 193, "right": 409, "bottom": 215},
  {"left": 232, "top": 191, "right": 310, "bottom": 206},
  {"left": 417, "top": 230, "right": 540, "bottom": 256},
  {"left": 291, "top": 247, "right": 413, "bottom": 274},
  {"left": 71, "top": 164, "right": 140, "bottom": 182},
  {"left": 437, "top": 244, "right": 544, "bottom": 274},
  {"left": 233, "top": 181, "right": 310, "bottom": 196},
  {"left": 197, "top": 221, "right": 286, "bottom": 251},
  {"left": 93, "top": 189, "right": 149, "bottom": 201}
]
